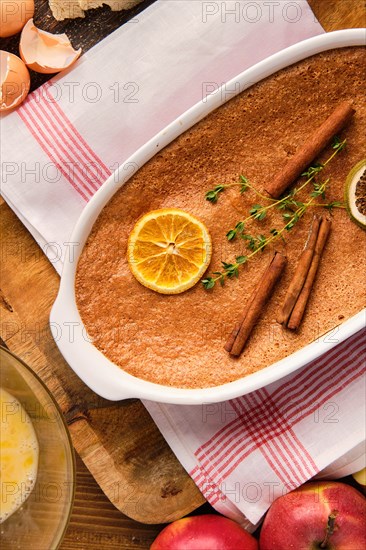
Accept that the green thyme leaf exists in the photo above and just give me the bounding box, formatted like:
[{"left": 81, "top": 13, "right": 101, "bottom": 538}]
[
  {"left": 311, "top": 180, "right": 326, "bottom": 199},
  {"left": 226, "top": 221, "right": 245, "bottom": 241},
  {"left": 332, "top": 136, "right": 346, "bottom": 152},
  {"left": 282, "top": 212, "right": 293, "bottom": 221},
  {"left": 285, "top": 212, "right": 300, "bottom": 230},
  {"left": 257, "top": 234, "right": 267, "bottom": 251},
  {"left": 202, "top": 277, "right": 216, "bottom": 289},
  {"left": 301, "top": 163, "right": 324, "bottom": 178},
  {"left": 239, "top": 175, "right": 249, "bottom": 193},
  {"left": 249, "top": 204, "right": 266, "bottom": 220},
  {"left": 242, "top": 234, "right": 256, "bottom": 250},
  {"left": 222, "top": 262, "right": 239, "bottom": 278},
  {"left": 323, "top": 200, "right": 344, "bottom": 212},
  {"left": 203, "top": 138, "right": 346, "bottom": 291},
  {"left": 226, "top": 229, "right": 237, "bottom": 241},
  {"left": 205, "top": 184, "right": 226, "bottom": 203},
  {"left": 205, "top": 190, "right": 218, "bottom": 203}
]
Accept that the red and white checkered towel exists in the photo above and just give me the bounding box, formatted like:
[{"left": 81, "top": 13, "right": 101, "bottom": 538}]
[
  {"left": 144, "top": 329, "right": 365, "bottom": 528},
  {"left": 1, "top": 0, "right": 365, "bottom": 529}
]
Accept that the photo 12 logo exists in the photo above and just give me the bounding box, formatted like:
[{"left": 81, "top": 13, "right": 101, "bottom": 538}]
[{"left": 202, "top": 1, "right": 304, "bottom": 24}]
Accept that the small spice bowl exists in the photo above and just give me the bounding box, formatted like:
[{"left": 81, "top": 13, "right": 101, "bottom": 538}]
[{"left": 0, "top": 346, "right": 75, "bottom": 550}]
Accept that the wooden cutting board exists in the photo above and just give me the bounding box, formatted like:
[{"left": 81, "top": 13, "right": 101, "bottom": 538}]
[{"left": 0, "top": 197, "right": 205, "bottom": 523}]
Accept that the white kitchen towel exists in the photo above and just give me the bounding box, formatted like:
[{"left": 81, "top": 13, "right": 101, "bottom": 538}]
[
  {"left": 144, "top": 329, "right": 366, "bottom": 528},
  {"left": 3, "top": 0, "right": 364, "bottom": 531},
  {"left": 1, "top": 0, "right": 324, "bottom": 272}
]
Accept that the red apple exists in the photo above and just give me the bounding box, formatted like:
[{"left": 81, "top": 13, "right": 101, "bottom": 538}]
[
  {"left": 151, "top": 514, "right": 258, "bottom": 549},
  {"left": 259, "top": 481, "right": 366, "bottom": 550}
]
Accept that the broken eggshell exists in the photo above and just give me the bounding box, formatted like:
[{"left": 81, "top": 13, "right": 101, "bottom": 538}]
[
  {"left": 0, "top": 51, "right": 30, "bottom": 111},
  {"left": 0, "top": 0, "right": 34, "bottom": 38},
  {"left": 19, "top": 19, "right": 81, "bottom": 74}
]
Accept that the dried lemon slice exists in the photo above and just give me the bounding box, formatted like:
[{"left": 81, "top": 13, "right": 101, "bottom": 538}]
[
  {"left": 127, "top": 208, "right": 212, "bottom": 294},
  {"left": 345, "top": 159, "right": 366, "bottom": 230},
  {"left": 352, "top": 467, "right": 366, "bottom": 487}
]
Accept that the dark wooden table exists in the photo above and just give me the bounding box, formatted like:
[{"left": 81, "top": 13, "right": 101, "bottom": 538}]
[{"left": 1, "top": 1, "right": 365, "bottom": 549}]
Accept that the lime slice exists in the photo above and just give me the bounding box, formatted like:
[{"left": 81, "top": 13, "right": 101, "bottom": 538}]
[
  {"left": 352, "top": 467, "right": 366, "bottom": 487},
  {"left": 345, "top": 159, "right": 366, "bottom": 230}
]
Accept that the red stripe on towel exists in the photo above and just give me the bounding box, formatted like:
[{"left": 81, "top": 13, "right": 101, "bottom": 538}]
[
  {"left": 25, "top": 98, "right": 96, "bottom": 197},
  {"left": 17, "top": 103, "right": 89, "bottom": 202},
  {"left": 17, "top": 83, "right": 112, "bottom": 199},
  {"left": 31, "top": 96, "right": 100, "bottom": 193},
  {"left": 209, "top": 346, "right": 364, "bottom": 482},
  {"left": 191, "top": 330, "right": 365, "bottom": 500},
  {"left": 43, "top": 82, "right": 111, "bottom": 182},
  {"left": 189, "top": 465, "right": 226, "bottom": 507},
  {"left": 231, "top": 396, "right": 307, "bottom": 488},
  {"left": 195, "top": 330, "right": 364, "bottom": 466},
  {"left": 196, "top": 337, "right": 364, "bottom": 477}
]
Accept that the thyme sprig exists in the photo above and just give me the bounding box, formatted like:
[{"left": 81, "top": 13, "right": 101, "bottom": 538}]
[
  {"left": 205, "top": 175, "right": 274, "bottom": 204},
  {"left": 202, "top": 180, "right": 329, "bottom": 289},
  {"left": 205, "top": 136, "right": 345, "bottom": 207},
  {"left": 223, "top": 137, "right": 346, "bottom": 242},
  {"left": 202, "top": 137, "right": 346, "bottom": 290}
]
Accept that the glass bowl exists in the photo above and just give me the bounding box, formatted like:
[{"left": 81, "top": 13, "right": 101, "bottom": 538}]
[{"left": 0, "top": 346, "right": 75, "bottom": 550}]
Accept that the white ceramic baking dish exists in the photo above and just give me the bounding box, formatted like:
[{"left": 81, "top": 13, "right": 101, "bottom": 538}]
[{"left": 50, "top": 29, "right": 366, "bottom": 404}]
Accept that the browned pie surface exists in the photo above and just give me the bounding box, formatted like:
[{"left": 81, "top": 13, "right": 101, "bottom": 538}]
[{"left": 76, "top": 47, "right": 366, "bottom": 389}]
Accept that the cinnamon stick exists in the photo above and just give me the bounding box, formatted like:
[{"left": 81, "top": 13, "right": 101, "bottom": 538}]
[
  {"left": 224, "top": 281, "right": 259, "bottom": 353},
  {"left": 264, "top": 102, "right": 355, "bottom": 199},
  {"left": 287, "top": 218, "right": 331, "bottom": 330},
  {"left": 225, "top": 251, "right": 287, "bottom": 357},
  {"left": 277, "top": 215, "right": 321, "bottom": 326}
]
